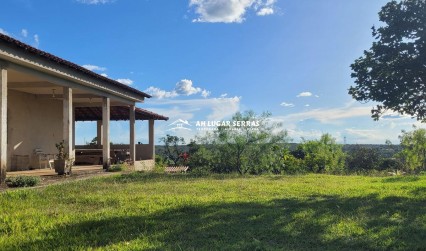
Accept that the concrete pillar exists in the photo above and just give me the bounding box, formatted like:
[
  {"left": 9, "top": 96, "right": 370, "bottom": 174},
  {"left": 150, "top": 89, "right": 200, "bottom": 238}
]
[
  {"left": 129, "top": 105, "right": 136, "bottom": 163},
  {"left": 149, "top": 119, "right": 155, "bottom": 159},
  {"left": 63, "top": 87, "right": 73, "bottom": 161},
  {"left": 72, "top": 105, "right": 75, "bottom": 157},
  {"left": 102, "top": 97, "right": 110, "bottom": 169},
  {"left": 96, "top": 120, "right": 103, "bottom": 147},
  {"left": 0, "top": 65, "right": 7, "bottom": 183}
]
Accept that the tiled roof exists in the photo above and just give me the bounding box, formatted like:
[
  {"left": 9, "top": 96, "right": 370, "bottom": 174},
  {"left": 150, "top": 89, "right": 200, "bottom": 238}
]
[
  {"left": 75, "top": 106, "right": 168, "bottom": 121},
  {"left": 0, "top": 33, "right": 151, "bottom": 98}
]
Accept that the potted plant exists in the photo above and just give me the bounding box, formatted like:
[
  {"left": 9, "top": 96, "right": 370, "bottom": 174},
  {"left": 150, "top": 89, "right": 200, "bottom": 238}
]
[{"left": 54, "top": 140, "right": 72, "bottom": 175}]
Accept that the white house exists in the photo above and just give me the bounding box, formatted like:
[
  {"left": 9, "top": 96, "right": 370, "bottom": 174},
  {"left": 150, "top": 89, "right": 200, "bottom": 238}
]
[{"left": 0, "top": 33, "right": 168, "bottom": 182}]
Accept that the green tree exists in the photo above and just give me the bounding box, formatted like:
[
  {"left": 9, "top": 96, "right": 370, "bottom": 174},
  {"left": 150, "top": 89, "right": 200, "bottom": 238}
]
[
  {"left": 299, "top": 134, "right": 346, "bottom": 174},
  {"left": 159, "top": 134, "right": 186, "bottom": 166},
  {"left": 349, "top": 0, "right": 426, "bottom": 121},
  {"left": 397, "top": 127, "right": 426, "bottom": 171},
  {"left": 346, "top": 145, "right": 381, "bottom": 172},
  {"left": 87, "top": 137, "right": 98, "bottom": 146},
  {"left": 194, "top": 111, "right": 289, "bottom": 174}
]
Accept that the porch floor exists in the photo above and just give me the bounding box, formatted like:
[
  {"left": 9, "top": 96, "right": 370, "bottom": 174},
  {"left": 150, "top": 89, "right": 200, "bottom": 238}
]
[{"left": 7, "top": 165, "right": 104, "bottom": 177}]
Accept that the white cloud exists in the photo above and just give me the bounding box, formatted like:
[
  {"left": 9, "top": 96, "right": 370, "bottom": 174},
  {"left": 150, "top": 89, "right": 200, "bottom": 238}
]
[
  {"left": 100, "top": 73, "right": 108, "bottom": 77},
  {"left": 280, "top": 102, "right": 295, "bottom": 107},
  {"left": 76, "top": 0, "right": 113, "bottom": 4},
  {"left": 175, "top": 79, "right": 202, "bottom": 95},
  {"left": 143, "top": 95, "right": 243, "bottom": 142},
  {"left": 207, "top": 96, "right": 241, "bottom": 120},
  {"left": 296, "top": 91, "right": 313, "bottom": 97},
  {"left": 220, "top": 93, "right": 228, "bottom": 98},
  {"left": 287, "top": 129, "right": 324, "bottom": 142},
  {"left": 116, "top": 78, "right": 133, "bottom": 85},
  {"left": 344, "top": 128, "right": 386, "bottom": 144},
  {"left": 148, "top": 96, "right": 242, "bottom": 121},
  {"left": 145, "top": 79, "right": 211, "bottom": 99},
  {"left": 282, "top": 105, "right": 371, "bottom": 125},
  {"left": 33, "top": 34, "right": 39, "bottom": 48},
  {"left": 189, "top": 0, "right": 276, "bottom": 23},
  {"left": 257, "top": 7, "right": 274, "bottom": 16},
  {"left": 21, "top": 29, "right": 28, "bottom": 38},
  {"left": 0, "top": 28, "right": 9, "bottom": 36},
  {"left": 201, "top": 89, "right": 211, "bottom": 98},
  {"left": 144, "top": 86, "right": 178, "bottom": 99},
  {"left": 305, "top": 104, "right": 310, "bottom": 107},
  {"left": 82, "top": 64, "right": 107, "bottom": 72}
]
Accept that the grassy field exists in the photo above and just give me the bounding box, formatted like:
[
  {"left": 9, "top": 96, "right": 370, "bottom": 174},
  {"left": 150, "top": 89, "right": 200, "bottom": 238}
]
[{"left": 0, "top": 173, "right": 425, "bottom": 250}]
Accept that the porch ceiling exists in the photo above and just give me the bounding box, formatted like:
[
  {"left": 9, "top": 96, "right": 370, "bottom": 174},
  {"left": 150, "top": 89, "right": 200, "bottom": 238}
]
[
  {"left": 7, "top": 69, "right": 127, "bottom": 105},
  {"left": 75, "top": 106, "right": 169, "bottom": 121}
]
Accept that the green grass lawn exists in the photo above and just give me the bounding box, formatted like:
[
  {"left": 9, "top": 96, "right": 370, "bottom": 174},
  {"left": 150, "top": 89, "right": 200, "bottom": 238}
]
[{"left": 1, "top": 173, "right": 425, "bottom": 250}]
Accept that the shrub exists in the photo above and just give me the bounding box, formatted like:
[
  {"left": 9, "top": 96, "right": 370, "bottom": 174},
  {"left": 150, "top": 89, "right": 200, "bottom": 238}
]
[
  {"left": 380, "top": 158, "right": 404, "bottom": 172},
  {"left": 346, "top": 146, "right": 381, "bottom": 172},
  {"left": 397, "top": 127, "right": 426, "bottom": 171},
  {"left": 299, "top": 134, "right": 345, "bottom": 174},
  {"left": 108, "top": 164, "right": 125, "bottom": 172},
  {"left": 154, "top": 155, "right": 166, "bottom": 172},
  {"left": 5, "top": 176, "right": 41, "bottom": 187}
]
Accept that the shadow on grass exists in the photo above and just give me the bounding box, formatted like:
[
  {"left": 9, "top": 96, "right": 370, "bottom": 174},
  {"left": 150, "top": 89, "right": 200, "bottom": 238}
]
[
  {"left": 8, "top": 194, "right": 426, "bottom": 250},
  {"left": 111, "top": 172, "right": 247, "bottom": 184},
  {"left": 382, "top": 176, "right": 421, "bottom": 183}
]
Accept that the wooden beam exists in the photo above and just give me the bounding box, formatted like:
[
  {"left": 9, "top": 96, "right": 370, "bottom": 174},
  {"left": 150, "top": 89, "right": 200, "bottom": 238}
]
[
  {"left": 8, "top": 81, "right": 55, "bottom": 88},
  {"left": 34, "top": 94, "right": 102, "bottom": 99},
  {"left": 7, "top": 62, "right": 137, "bottom": 105}
]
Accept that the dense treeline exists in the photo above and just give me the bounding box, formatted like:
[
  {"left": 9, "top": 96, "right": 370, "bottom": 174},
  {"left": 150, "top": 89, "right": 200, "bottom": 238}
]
[{"left": 157, "top": 111, "right": 426, "bottom": 175}]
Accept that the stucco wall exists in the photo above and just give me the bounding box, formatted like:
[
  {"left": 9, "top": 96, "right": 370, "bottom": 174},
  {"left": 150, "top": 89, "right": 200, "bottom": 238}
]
[{"left": 8, "top": 90, "right": 63, "bottom": 170}]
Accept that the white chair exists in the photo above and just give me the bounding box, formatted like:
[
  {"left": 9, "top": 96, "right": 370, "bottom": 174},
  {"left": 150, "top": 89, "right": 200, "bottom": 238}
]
[{"left": 33, "top": 149, "right": 54, "bottom": 169}]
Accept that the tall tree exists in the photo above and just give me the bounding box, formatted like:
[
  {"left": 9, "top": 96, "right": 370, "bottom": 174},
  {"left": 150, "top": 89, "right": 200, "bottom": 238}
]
[
  {"left": 349, "top": 0, "right": 426, "bottom": 121},
  {"left": 159, "top": 135, "right": 186, "bottom": 166},
  {"left": 397, "top": 127, "right": 426, "bottom": 170},
  {"left": 194, "top": 111, "right": 289, "bottom": 174}
]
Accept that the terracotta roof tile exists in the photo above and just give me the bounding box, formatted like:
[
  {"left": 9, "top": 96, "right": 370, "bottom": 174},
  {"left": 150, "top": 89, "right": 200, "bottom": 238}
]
[
  {"left": 0, "top": 33, "right": 151, "bottom": 98},
  {"left": 75, "top": 106, "right": 168, "bottom": 121}
]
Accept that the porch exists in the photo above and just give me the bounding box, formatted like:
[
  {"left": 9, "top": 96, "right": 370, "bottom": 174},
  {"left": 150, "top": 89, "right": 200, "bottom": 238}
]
[
  {"left": 0, "top": 33, "right": 168, "bottom": 182},
  {"left": 7, "top": 165, "right": 104, "bottom": 177}
]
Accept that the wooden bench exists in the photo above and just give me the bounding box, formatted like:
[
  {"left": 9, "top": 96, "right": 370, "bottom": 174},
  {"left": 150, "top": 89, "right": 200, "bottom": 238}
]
[{"left": 165, "top": 166, "right": 189, "bottom": 173}]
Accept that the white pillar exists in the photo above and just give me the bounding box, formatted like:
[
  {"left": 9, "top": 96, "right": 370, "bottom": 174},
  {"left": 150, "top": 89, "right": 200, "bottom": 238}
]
[
  {"left": 0, "top": 65, "right": 7, "bottom": 183},
  {"left": 72, "top": 105, "right": 75, "bottom": 157},
  {"left": 149, "top": 119, "right": 155, "bottom": 159},
  {"left": 129, "top": 105, "right": 136, "bottom": 163},
  {"left": 102, "top": 97, "right": 110, "bottom": 169},
  {"left": 63, "top": 87, "right": 73, "bottom": 161},
  {"left": 96, "top": 120, "right": 103, "bottom": 147}
]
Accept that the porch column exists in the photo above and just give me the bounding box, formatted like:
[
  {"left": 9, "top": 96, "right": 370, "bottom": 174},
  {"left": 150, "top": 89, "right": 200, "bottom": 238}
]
[
  {"left": 63, "top": 87, "right": 73, "bottom": 161},
  {"left": 72, "top": 105, "right": 75, "bottom": 156},
  {"left": 149, "top": 119, "right": 155, "bottom": 159},
  {"left": 96, "top": 120, "right": 103, "bottom": 147},
  {"left": 129, "top": 105, "right": 136, "bottom": 163},
  {"left": 0, "top": 65, "right": 7, "bottom": 183},
  {"left": 102, "top": 97, "right": 110, "bottom": 169}
]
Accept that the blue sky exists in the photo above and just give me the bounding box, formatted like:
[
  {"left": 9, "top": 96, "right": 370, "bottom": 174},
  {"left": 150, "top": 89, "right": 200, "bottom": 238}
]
[{"left": 1, "top": 0, "right": 422, "bottom": 145}]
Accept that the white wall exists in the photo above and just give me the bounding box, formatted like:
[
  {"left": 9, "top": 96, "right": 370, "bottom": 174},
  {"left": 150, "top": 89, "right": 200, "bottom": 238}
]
[{"left": 7, "top": 90, "right": 63, "bottom": 170}]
